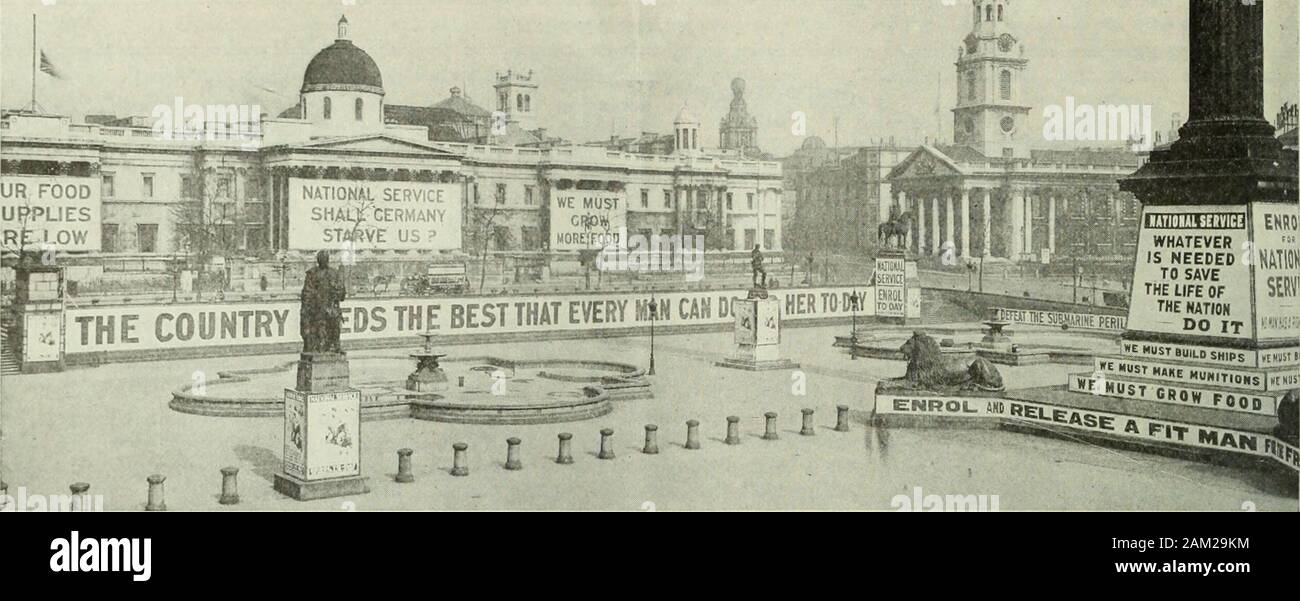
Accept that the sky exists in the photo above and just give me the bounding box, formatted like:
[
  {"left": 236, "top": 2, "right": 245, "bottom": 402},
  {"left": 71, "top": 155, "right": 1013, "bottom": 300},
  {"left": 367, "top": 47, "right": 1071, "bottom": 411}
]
[{"left": 1, "top": 0, "right": 1297, "bottom": 156}]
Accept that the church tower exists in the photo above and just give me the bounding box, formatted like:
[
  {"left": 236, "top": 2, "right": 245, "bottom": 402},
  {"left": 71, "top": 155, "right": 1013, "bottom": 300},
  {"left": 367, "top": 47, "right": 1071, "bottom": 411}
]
[
  {"left": 952, "top": 0, "right": 1031, "bottom": 159},
  {"left": 494, "top": 69, "right": 538, "bottom": 131},
  {"left": 719, "top": 77, "right": 759, "bottom": 156}
]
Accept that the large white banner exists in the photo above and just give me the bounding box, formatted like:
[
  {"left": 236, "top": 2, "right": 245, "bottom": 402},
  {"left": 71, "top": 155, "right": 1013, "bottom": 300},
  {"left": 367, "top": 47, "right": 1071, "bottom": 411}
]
[
  {"left": 875, "top": 395, "right": 1299, "bottom": 473},
  {"left": 1128, "top": 206, "right": 1253, "bottom": 339},
  {"left": 64, "top": 286, "right": 873, "bottom": 353},
  {"left": 288, "top": 178, "right": 462, "bottom": 251},
  {"left": 549, "top": 190, "right": 626, "bottom": 250},
  {"left": 1251, "top": 203, "right": 1300, "bottom": 341},
  {"left": 0, "top": 174, "right": 101, "bottom": 251}
]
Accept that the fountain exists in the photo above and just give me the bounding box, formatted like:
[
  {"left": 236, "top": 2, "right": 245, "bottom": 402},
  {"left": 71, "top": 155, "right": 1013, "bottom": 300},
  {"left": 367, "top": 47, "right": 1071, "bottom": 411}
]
[{"left": 406, "top": 332, "right": 448, "bottom": 393}]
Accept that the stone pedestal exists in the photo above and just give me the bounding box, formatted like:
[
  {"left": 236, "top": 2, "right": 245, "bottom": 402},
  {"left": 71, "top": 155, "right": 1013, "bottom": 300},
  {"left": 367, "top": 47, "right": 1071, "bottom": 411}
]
[
  {"left": 873, "top": 250, "right": 921, "bottom": 326},
  {"left": 1061, "top": 0, "right": 1299, "bottom": 457},
  {"left": 296, "top": 353, "right": 350, "bottom": 392},
  {"left": 716, "top": 291, "right": 799, "bottom": 371},
  {"left": 12, "top": 263, "right": 65, "bottom": 373},
  {"left": 275, "top": 352, "right": 369, "bottom": 501},
  {"left": 1073, "top": 202, "right": 1300, "bottom": 423}
]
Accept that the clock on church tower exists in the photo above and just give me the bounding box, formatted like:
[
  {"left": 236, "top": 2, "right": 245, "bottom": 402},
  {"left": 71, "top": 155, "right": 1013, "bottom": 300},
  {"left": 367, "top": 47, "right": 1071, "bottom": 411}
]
[{"left": 951, "top": 0, "right": 1032, "bottom": 159}]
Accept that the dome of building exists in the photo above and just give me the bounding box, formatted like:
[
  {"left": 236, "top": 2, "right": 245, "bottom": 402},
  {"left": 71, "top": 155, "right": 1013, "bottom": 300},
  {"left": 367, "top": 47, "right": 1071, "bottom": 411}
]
[
  {"left": 301, "top": 17, "right": 383, "bottom": 94},
  {"left": 801, "top": 136, "right": 827, "bottom": 150},
  {"left": 674, "top": 105, "right": 697, "bottom": 124}
]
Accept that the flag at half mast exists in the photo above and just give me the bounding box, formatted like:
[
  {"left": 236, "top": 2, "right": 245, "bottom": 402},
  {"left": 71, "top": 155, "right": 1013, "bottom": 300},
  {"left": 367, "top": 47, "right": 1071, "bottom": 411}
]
[{"left": 39, "top": 50, "right": 61, "bottom": 79}]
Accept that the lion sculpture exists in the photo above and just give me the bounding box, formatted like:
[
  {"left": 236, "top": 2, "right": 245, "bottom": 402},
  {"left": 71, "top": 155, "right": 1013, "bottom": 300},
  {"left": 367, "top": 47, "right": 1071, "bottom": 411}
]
[{"left": 896, "top": 331, "right": 1005, "bottom": 392}]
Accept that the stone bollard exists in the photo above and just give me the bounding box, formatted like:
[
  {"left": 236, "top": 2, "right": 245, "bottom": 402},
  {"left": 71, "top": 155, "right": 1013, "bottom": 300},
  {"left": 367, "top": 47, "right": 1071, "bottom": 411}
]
[
  {"left": 145, "top": 474, "right": 167, "bottom": 511},
  {"left": 685, "top": 420, "right": 701, "bottom": 450},
  {"left": 451, "top": 443, "right": 469, "bottom": 477},
  {"left": 725, "top": 416, "right": 741, "bottom": 445},
  {"left": 69, "top": 482, "right": 90, "bottom": 511},
  {"left": 505, "top": 437, "right": 523, "bottom": 471},
  {"left": 800, "top": 408, "right": 816, "bottom": 436},
  {"left": 396, "top": 449, "right": 415, "bottom": 483},
  {"left": 835, "top": 405, "right": 851, "bottom": 432},
  {"left": 556, "top": 433, "right": 574, "bottom": 465},
  {"left": 763, "top": 412, "right": 779, "bottom": 440},
  {"left": 219, "top": 467, "right": 240, "bottom": 505},
  {"left": 643, "top": 424, "right": 659, "bottom": 454},
  {"left": 598, "top": 428, "right": 615, "bottom": 460}
]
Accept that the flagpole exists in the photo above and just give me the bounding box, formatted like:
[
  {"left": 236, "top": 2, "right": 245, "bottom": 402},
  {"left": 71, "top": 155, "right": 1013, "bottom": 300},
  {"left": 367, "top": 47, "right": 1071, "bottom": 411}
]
[{"left": 31, "top": 14, "right": 37, "bottom": 111}]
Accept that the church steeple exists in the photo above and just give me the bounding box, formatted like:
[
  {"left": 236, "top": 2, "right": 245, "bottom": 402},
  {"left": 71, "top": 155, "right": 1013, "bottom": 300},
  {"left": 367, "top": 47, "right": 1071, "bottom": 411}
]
[{"left": 952, "top": 0, "right": 1031, "bottom": 159}]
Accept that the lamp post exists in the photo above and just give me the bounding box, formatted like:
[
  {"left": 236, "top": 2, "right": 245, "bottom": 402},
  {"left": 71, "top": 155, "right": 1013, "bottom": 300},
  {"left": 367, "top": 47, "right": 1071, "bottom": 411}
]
[
  {"left": 1073, "top": 260, "right": 1082, "bottom": 304},
  {"left": 849, "top": 289, "right": 858, "bottom": 361},
  {"left": 648, "top": 291, "right": 657, "bottom": 376}
]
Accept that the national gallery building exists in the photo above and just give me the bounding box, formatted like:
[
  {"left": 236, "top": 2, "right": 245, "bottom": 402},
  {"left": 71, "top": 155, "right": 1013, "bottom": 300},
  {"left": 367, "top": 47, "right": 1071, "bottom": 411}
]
[{"left": 0, "top": 17, "right": 784, "bottom": 272}]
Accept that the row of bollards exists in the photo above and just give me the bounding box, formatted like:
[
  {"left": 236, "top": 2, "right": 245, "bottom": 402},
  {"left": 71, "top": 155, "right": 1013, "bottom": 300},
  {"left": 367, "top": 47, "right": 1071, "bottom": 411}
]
[
  {"left": 66, "top": 406, "right": 857, "bottom": 507},
  {"left": 50, "top": 466, "right": 239, "bottom": 512},
  {"left": 408, "top": 405, "right": 856, "bottom": 477}
]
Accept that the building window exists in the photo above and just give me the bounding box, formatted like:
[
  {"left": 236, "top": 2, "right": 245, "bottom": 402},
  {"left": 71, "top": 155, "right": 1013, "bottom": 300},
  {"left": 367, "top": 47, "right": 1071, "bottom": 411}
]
[
  {"left": 747, "top": 193, "right": 755, "bottom": 210},
  {"left": 521, "top": 226, "right": 540, "bottom": 250},
  {"left": 997, "top": 4, "right": 1003, "bottom": 20},
  {"left": 663, "top": 189, "right": 672, "bottom": 209},
  {"left": 141, "top": 174, "right": 154, "bottom": 198},
  {"left": 493, "top": 225, "right": 510, "bottom": 250},
  {"left": 966, "top": 72, "right": 976, "bottom": 101},
  {"left": 517, "top": 94, "right": 523, "bottom": 111},
  {"left": 217, "top": 175, "right": 233, "bottom": 199},
  {"left": 473, "top": 183, "right": 480, "bottom": 203},
  {"left": 744, "top": 229, "right": 756, "bottom": 249},
  {"left": 640, "top": 189, "right": 649, "bottom": 208},
  {"left": 101, "top": 174, "right": 115, "bottom": 198},
  {"left": 102, "top": 224, "right": 119, "bottom": 253},
  {"left": 246, "top": 228, "right": 266, "bottom": 253},
  {"left": 181, "top": 175, "right": 196, "bottom": 199},
  {"left": 524, "top": 95, "right": 531, "bottom": 112},
  {"left": 137, "top": 223, "right": 158, "bottom": 253},
  {"left": 999, "top": 71, "right": 1012, "bottom": 100},
  {"left": 355, "top": 98, "right": 364, "bottom": 121},
  {"left": 525, "top": 185, "right": 535, "bottom": 205},
  {"left": 986, "top": 4, "right": 993, "bottom": 20},
  {"left": 495, "top": 183, "right": 507, "bottom": 204},
  {"left": 763, "top": 229, "right": 775, "bottom": 250},
  {"left": 726, "top": 192, "right": 733, "bottom": 210},
  {"left": 323, "top": 96, "right": 332, "bottom": 120}
]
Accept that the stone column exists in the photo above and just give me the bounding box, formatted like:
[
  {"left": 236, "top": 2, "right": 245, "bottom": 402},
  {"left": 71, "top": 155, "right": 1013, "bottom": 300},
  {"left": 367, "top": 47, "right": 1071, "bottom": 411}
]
[
  {"left": 1048, "top": 195, "right": 1057, "bottom": 254},
  {"left": 915, "top": 194, "right": 927, "bottom": 254},
  {"left": 930, "top": 196, "right": 940, "bottom": 256},
  {"left": 981, "top": 188, "right": 992, "bottom": 257},
  {"left": 1010, "top": 188, "right": 1025, "bottom": 259},
  {"left": 960, "top": 188, "right": 971, "bottom": 258},
  {"left": 1023, "top": 192, "right": 1034, "bottom": 257},
  {"left": 944, "top": 193, "right": 955, "bottom": 258}
]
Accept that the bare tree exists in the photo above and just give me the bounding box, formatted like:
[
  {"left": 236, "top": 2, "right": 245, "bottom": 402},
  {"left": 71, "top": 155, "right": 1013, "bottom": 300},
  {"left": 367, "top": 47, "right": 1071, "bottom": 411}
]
[
  {"left": 170, "top": 162, "right": 246, "bottom": 300},
  {"left": 467, "top": 186, "right": 508, "bottom": 292}
]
